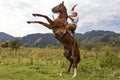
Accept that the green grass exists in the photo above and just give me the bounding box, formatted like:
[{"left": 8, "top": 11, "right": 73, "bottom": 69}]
[{"left": 0, "top": 47, "right": 120, "bottom": 80}]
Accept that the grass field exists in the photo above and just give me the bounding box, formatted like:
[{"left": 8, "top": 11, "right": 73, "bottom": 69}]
[{"left": 0, "top": 47, "right": 120, "bottom": 80}]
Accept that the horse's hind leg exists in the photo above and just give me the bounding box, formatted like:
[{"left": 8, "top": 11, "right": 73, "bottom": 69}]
[
  {"left": 63, "top": 48, "right": 73, "bottom": 73},
  {"left": 72, "top": 47, "right": 78, "bottom": 78},
  {"left": 68, "top": 60, "right": 73, "bottom": 73},
  {"left": 72, "top": 56, "right": 77, "bottom": 78}
]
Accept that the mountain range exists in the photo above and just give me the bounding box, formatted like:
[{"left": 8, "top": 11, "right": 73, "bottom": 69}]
[
  {"left": 0, "top": 30, "right": 120, "bottom": 47},
  {"left": 0, "top": 32, "right": 14, "bottom": 42}
]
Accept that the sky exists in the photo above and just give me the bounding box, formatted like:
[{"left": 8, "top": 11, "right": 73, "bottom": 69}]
[{"left": 0, "top": 0, "right": 120, "bottom": 37}]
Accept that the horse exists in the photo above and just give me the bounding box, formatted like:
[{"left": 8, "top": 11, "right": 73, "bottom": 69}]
[{"left": 27, "top": 1, "right": 80, "bottom": 78}]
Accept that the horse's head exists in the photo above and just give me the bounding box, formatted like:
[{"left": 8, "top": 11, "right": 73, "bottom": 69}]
[{"left": 52, "top": 1, "right": 66, "bottom": 13}]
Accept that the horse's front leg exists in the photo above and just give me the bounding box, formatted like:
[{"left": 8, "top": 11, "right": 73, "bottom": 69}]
[
  {"left": 32, "top": 13, "right": 54, "bottom": 25},
  {"left": 27, "top": 21, "right": 52, "bottom": 29}
]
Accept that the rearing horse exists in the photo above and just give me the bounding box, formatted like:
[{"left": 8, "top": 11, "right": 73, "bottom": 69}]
[{"left": 27, "top": 1, "right": 80, "bottom": 78}]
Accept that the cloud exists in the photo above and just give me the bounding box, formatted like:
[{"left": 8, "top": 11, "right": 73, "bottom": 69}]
[
  {"left": 0, "top": 0, "right": 120, "bottom": 37},
  {"left": 95, "top": 15, "right": 120, "bottom": 33},
  {"left": 76, "top": 0, "right": 120, "bottom": 33}
]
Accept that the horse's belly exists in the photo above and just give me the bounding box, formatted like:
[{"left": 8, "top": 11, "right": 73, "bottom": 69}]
[
  {"left": 53, "top": 29, "right": 76, "bottom": 47},
  {"left": 56, "top": 34, "right": 74, "bottom": 47}
]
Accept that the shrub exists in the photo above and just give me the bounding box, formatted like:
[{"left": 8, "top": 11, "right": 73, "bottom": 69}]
[{"left": 0, "top": 42, "right": 9, "bottom": 48}]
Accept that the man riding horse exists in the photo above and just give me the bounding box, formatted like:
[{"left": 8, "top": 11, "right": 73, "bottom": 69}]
[
  {"left": 27, "top": 1, "right": 80, "bottom": 78},
  {"left": 52, "top": 4, "right": 79, "bottom": 37}
]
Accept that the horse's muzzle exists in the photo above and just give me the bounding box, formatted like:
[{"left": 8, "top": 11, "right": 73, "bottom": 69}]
[{"left": 52, "top": 8, "right": 58, "bottom": 13}]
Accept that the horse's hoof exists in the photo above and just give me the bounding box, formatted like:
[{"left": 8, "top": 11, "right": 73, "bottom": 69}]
[
  {"left": 67, "top": 71, "right": 70, "bottom": 74},
  {"left": 72, "top": 74, "right": 76, "bottom": 78},
  {"left": 32, "top": 14, "right": 36, "bottom": 17},
  {"left": 27, "top": 21, "right": 31, "bottom": 24}
]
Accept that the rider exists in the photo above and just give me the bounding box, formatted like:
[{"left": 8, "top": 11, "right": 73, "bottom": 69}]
[{"left": 64, "top": 4, "right": 79, "bottom": 37}]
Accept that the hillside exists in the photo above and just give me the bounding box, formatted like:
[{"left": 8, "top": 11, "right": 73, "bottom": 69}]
[
  {"left": 0, "top": 32, "right": 14, "bottom": 42},
  {"left": 20, "top": 30, "right": 120, "bottom": 47},
  {"left": 81, "top": 30, "right": 116, "bottom": 42},
  {"left": 20, "top": 33, "right": 60, "bottom": 47},
  {"left": 1, "top": 30, "right": 120, "bottom": 47}
]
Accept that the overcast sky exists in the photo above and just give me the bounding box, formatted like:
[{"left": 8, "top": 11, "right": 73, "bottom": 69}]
[{"left": 0, "top": 0, "right": 120, "bottom": 37}]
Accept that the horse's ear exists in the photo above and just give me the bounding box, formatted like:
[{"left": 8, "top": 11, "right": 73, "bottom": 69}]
[{"left": 62, "top": 1, "right": 64, "bottom": 5}]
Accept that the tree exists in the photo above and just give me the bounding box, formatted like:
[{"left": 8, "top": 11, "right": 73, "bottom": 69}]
[{"left": 9, "top": 38, "right": 21, "bottom": 50}]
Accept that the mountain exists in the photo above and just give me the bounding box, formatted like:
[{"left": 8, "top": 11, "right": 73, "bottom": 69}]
[
  {"left": 1, "top": 30, "right": 119, "bottom": 47},
  {"left": 20, "top": 30, "right": 120, "bottom": 47},
  {"left": 81, "top": 30, "right": 116, "bottom": 42},
  {"left": 0, "top": 32, "right": 14, "bottom": 42},
  {"left": 20, "top": 33, "right": 60, "bottom": 47},
  {"left": 100, "top": 33, "right": 120, "bottom": 42},
  {"left": 20, "top": 33, "right": 83, "bottom": 47}
]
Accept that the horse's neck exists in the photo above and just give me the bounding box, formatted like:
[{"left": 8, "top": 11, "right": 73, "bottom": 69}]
[{"left": 58, "top": 12, "right": 68, "bottom": 21}]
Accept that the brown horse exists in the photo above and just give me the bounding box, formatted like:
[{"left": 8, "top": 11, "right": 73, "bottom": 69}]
[{"left": 27, "top": 1, "right": 80, "bottom": 78}]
